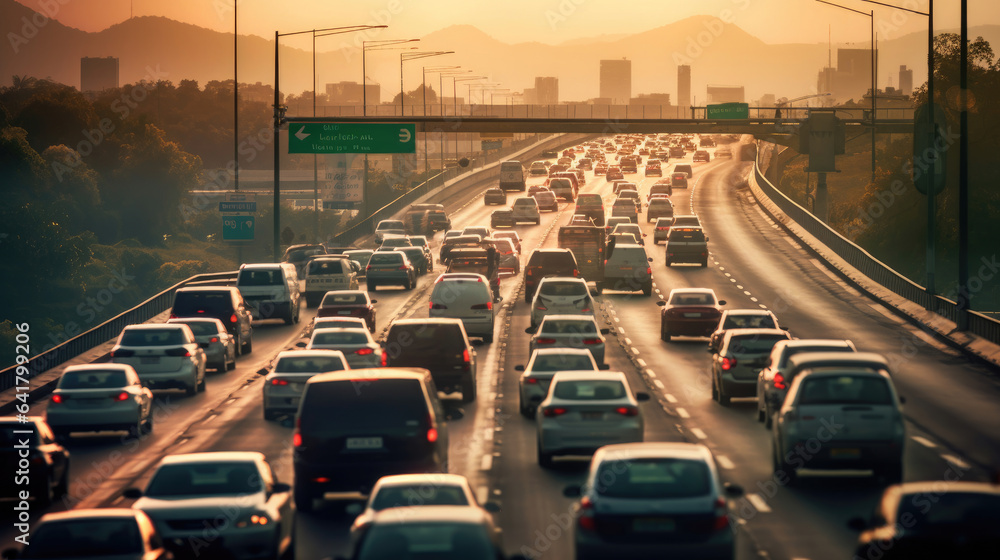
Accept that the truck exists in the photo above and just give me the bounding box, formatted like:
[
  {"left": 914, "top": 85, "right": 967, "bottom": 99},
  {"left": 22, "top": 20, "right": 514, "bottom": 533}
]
[
  {"left": 499, "top": 160, "right": 526, "bottom": 192},
  {"left": 557, "top": 226, "right": 606, "bottom": 293}
]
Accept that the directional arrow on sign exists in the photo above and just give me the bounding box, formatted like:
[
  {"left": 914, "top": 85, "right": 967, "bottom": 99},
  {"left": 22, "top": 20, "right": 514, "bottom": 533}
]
[
  {"left": 399, "top": 128, "right": 411, "bottom": 143},
  {"left": 295, "top": 126, "right": 310, "bottom": 141}
]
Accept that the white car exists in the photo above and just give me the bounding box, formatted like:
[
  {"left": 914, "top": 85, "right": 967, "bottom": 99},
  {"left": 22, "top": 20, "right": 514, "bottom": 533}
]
[
  {"left": 535, "top": 371, "right": 650, "bottom": 468},
  {"left": 374, "top": 219, "right": 406, "bottom": 244},
  {"left": 308, "top": 316, "right": 369, "bottom": 336},
  {"left": 166, "top": 317, "right": 236, "bottom": 372},
  {"left": 45, "top": 364, "right": 154, "bottom": 438},
  {"left": 511, "top": 196, "right": 541, "bottom": 225},
  {"left": 530, "top": 277, "right": 595, "bottom": 328},
  {"left": 528, "top": 315, "right": 609, "bottom": 365},
  {"left": 516, "top": 348, "right": 604, "bottom": 418},
  {"left": 306, "top": 328, "right": 385, "bottom": 369},
  {"left": 126, "top": 452, "right": 293, "bottom": 560},
  {"left": 110, "top": 324, "right": 206, "bottom": 396},
  {"left": 262, "top": 350, "right": 348, "bottom": 420}
]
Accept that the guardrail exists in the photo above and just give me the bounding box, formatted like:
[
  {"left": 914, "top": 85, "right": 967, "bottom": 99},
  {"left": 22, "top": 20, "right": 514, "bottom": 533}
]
[
  {"left": 751, "top": 143, "right": 1000, "bottom": 346},
  {"left": 0, "top": 271, "right": 238, "bottom": 391}
]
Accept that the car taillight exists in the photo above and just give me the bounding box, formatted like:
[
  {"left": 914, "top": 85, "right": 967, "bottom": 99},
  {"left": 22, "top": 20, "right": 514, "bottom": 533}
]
[
  {"left": 721, "top": 357, "right": 736, "bottom": 370},
  {"left": 525, "top": 378, "right": 539, "bottom": 384},
  {"left": 270, "top": 379, "right": 289, "bottom": 386},
  {"left": 462, "top": 349, "right": 471, "bottom": 363},
  {"left": 536, "top": 338, "right": 556, "bottom": 344},
  {"left": 427, "top": 415, "right": 438, "bottom": 442},
  {"left": 582, "top": 338, "right": 602, "bottom": 345},
  {"left": 110, "top": 349, "right": 134, "bottom": 358},
  {"left": 292, "top": 432, "right": 302, "bottom": 447},
  {"left": 646, "top": 267, "right": 652, "bottom": 275},
  {"left": 169, "top": 314, "right": 177, "bottom": 319},
  {"left": 230, "top": 314, "right": 238, "bottom": 323},
  {"left": 380, "top": 351, "right": 388, "bottom": 367},
  {"left": 398, "top": 265, "right": 408, "bottom": 270},
  {"left": 535, "top": 305, "right": 548, "bottom": 311},
  {"left": 615, "top": 406, "right": 639, "bottom": 416},
  {"left": 165, "top": 348, "right": 192, "bottom": 357},
  {"left": 355, "top": 348, "right": 374, "bottom": 355},
  {"left": 210, "top": 337, "right": 219, "bottom": 343},
  {"left": 430, "top": 302, "right": 447, "bottom": 310},
  {"left": 471, "top": 302, "right": 492, "bottom": 310},
  {"left": 577, "top": 496, "right": 596, "bottom": 531},
  {"left": 573, "top": 269, "right": 579, "bottom": 277},
  {"left": 542, "top": 407, "right": 567, "bottom": 417},
  {"left": 50, "top": 394, "right": 63, "bottom": 404},
  {"left": 366, "top": 265, "right": 372, "bottom": 271},
  {"left": 773, "top": 373, "right": 786, "bottom": 390},
  {"left": 114, "top": 391, "right": 130, "bottom": 401},
  {"left": 713, "top": 497, "right": 729, "bottom": 531}
]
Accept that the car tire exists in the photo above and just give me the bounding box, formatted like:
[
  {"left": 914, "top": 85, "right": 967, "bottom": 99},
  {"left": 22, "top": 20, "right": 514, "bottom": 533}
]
[
  {"left": 461, "top": 377, "right": 477, "bottom": 403},
  {"left": 129, "top": 417, "right": 144, "bottom": 438},
  {"left": 519, "top": 397, "right": 532, "bottom": 419},
  {"left": 711, "top": 377, "right": 720, "bottom": 401},
  {"left": 880, "top": 462, "right": 904, "bottom": 485},
  {"left": 197, "top": 373, "right": 206, "bottom": 393},
  {"left": 774, "top": 447, "right": 798, "bottom": 486},
  {"left": 242, "top": 334, "right": 253, "bottom": 355},
  {"left": 594, "top": 282, "right": 604, "bottom": 295},
  {"left": 717, "top": 384, "right": 731, "bottom": 406},
  {"left": 764, "top": 404, "right": 774, "bottom": 429},
  {"left": 185, "top": 380, "right": 197, "bottom": 396},
  {"left": 537, "top": 442, "right": 554, "bottom": 469},
  {"left": 294, "top": 483, "right": 316, "bottom": 513},
  {"left": 642, "top": 284, "right": 652, "bottom": 296},
  {"left": 143, "top": 411, "right": 154, "bottom": 434},
  {"left": 700, "top": 259, "right": 708, "bottom": 268},
  {"left": 757, "top": 405, "right": 766, "bottom": 422},
  {"left": 367, "top": 281, "right": 376, "bottom": 291},
  {"left": 661, "top": 324, "right": 672, "bottom": 342},
  {"left": 665, "top": 258, "right": 672, "bottom": 267},
  {"left": 484, "top": 330, "right": 494, "bottom": 344},
  {"left": 54, "top": 467, "right": 69, "bottom": 499},
  {"left": 226, "top": 353, "right": 236, "bottom": 371}
]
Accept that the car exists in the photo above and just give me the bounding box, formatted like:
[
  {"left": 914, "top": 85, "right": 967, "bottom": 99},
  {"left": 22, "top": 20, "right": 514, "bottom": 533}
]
[
  {"left": 430, "top": 273, "right": 497, "bottom": 343},
  {"left": 293, "top": 368, "right": 452, "bottom": 511},
  {"left": 236, "top": 262, "right": 302, "bottom": 325},
  {"left": 303, "top": 255, "right": 360, "bottom": 306},
  {"left": 366, "top": 251, "right": 417, "bottom": 290},
  {"left": 772, "top": 366, "right": 905, "bottom": 484},
  {"left": 648, "top": 181, "right": 673, "bottom": 199},
  {"left": 374, "top": 219, "right": 406, "bottom": 245},
  {"left": 673, "top": 163, "right": 693, "bottom": 178},
  {"left": 549, "top": 178, "right": 576, "bottom": 201},
  {"left": 170, "top": 287, "right": 253, "bottom": 355},
  {"left": 443, "top": 229, "right": 464, "bottom": 241},
  {"left": 511, "top": 196, "right": 541, "bottom": 225},
  {"left": 710, "top": 328, "right": 793, "bottom": 406},
  {"left": 1, "top": 509, "right": 171, "bottom": 559},
  {"left": 307, "top": 328, "right": 385, "bottom": 369},
  {"left": 530, "top": 277, "right": 595, "bottom": 328},
  {"left": 308, "top": 316, "right": 368, "bottom": 337},
  {"left": 609, "top": 198, "right": 639, "bottom": 223},
  {"left": 669, "top": 145, "right": 686, "bottom": 158},
  {"left": 756, "top": 340, "right": 858, "bottom": 427},
  {"left": 347, "top": 473, "right": 500, "bottom": 549},
  {"left": 611, "top": 180, "right": 636, "bottom": 195},
  {"left": 563, "top": 443, "right": 744, "bottom": 560},
  {"left": 281, "top": 243, "right": 327, "bottom": 276},
  {"left": 576, "top": 157, "right": 593, "bottom": 170},
  {"left": 393, "top": 246, "right": 430, "bottom": 276},
  {"left": 594, "top": 162, "right": 608, "bottom": 175},
  {"left": 527, "top": 315, "right": 609, "bottom": 365},
  {"left": 439, "top": 234, "right": 484, "bottom": 264},
  {"left": 652, "top": 217, "right": 674, "bottom": 244},
  {"left": 644, "top": 159, "right": 662, "bottom": 176},
  {"left": 708, "top": 309, "right": 782, "bottom": 353},
  {"left": 125, "top": 452, "right": 293, "bottom": 560},
  {"left": 111, "top": 324, "right": 206, "bottom": 395},
  {"left": 671, "top": 214, "right": 701, "bottom": 228},
  {"left": 610, "top": 223, "right": 645, "bottom": 246},
  {"left": 262, "top": 349, "right": 348, "bottom": 420},
  {"left": 665, "top": 226, "right": 709, "bottom": 267},
  {"left": 516, "top": 348, "right": 604, "bottom": 417},
  {"left": 491, "top": 208, "right": 515, "bottom": 228},
  {"left": 378, "top": 235, "right": 412, "bottom": 249},
  {"left": 715, "top": 147, "right": 733, "bottom": 158},
  {"left": 527, "top": 185, "right": 550, "bottom": 197},
  {"left": 166, "top": 317, "right": 236, "bottom": 372},
  {"left": 693, "top": 150, "right": 711, "bottom": 162},
  {"left": 343, "top": 249, "right": 374, "bottom": 276},
  {"left": 605, "top": 167, "right": 624, "bottom": 181},
  {"left": 670, "top": 172, "right": 689, "bottom": 188},
  {"left": 492, "top": 230, "right": 522, "bottom": 254},
  {"left": 384, "top": 318, "right": 479, "bottom": 402},
  {"left": 574, "top": 193, "right": 606, "bottom": 227},
  {"left": 317, "top": 290, "right": 377, "bottom": 332},
  {"left": 0, "top": 417, "right": 70, "bottom": 506},
  {"left": 646, "top": 197, "right": 675, "bottom": 223},
  {"left": 535, "top": 371, "right": 650, "bottom": 467},
  {"left": 484, "top": 238, "right": 520, "bottom": 274},
  {"left": 528, "top": 161, "right": 549, "bottom": 176},
  {"left": 657, "top": 288, "right": 726, "bottom": 342},
  {"left": 568, "top": 214, "right": 596, "bottom": 226},
  {"left": 407, "top": 235, "right": 434, "bottom": 264},
  {"left": 484, "top": 187, "right": 507, "bottom": 205},
  {"left": 848, "top": 481, "right": 1000, "bottom": 559},
  {"left": 616, "top": 189, "right": 642, "bottom": 212},
  {"left": 445, "top": 248, "right": 501, "bottom": 297},
  {"left": 604, "top": 216, "right": 633, "bottom": 234},
  {"left": 462, "top": 226, "right": 491, "bottom": 239},
  {"left": 534, "top": 190, "right": 560, "bottom": 212},
  {"left": 45, "top": 364, "right": 154, "bottom": 438},
  {"left": 602, "top": 243, "right": 652, "bottom": 295},
  {"left": 524, "top": 248, "right": 580, "bottom": 303}
]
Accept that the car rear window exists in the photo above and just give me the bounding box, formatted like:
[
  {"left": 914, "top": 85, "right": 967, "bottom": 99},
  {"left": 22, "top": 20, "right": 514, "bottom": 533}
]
[
  {"left": 377, "top": 221, "right": 404, "bottom": 230},
  {"left": 550, "top": 178, "right": 572, "bottom": 189},
  {"left": 59, "top": 370, "right": 128, "bottom": 389},
  {"left": 27, "top": 519, "right": 143, "bottom": 556},
  {"left": 540, "top": 320, "right": 597, "bottom": 334},
  {"left": 649, "top": 200, "right": 674, "bottom": 210},
  {"left": 527, "top": 251, "right": 576, "bottom": 268},
  {"left": 596, "top": 458, "right": 711, "bottom": 499},
  {"left": 172, "top": 291, "right": 233, "bottom": 315},
  {"left": 311, "top": 331, "right": 370, "bottom": 346},
  {"left": 553, "top": 379, "right": 624, "bottom": 400},
  {"left": 321, "top": 293, "right": 367, "bottom": 305},
  {"left": 238, "top": 269, "right": 284, "bottom": 286},
  {"left": 722, "top": 315, "right": 776, "bottom": 329},
  {"left": 371, "top": 483, "right": 469, "bottom": 510},
  {"left": 668, "top": 229, "right": 705, "bottom": 242},
  {"left": 727, "top": 334, "right": 789, "bottom": 354},
  {"left": 309, "top": 260, "right": 345, "bottom": 275},
  {"left": 274, "top": 355, "right": 346, "bottom": 373},
  {"left": 145, "top": 461, "right": 262, "bottom": 497},
  {"left": 300, "top": 378, "right": 429, "bottom": 430},
  {"left": 285, "top": 246, "right": 325, "bottom": 262},
  {"left": 531, "top": 353, "right": 596, "bottom": 371},
  {"left": 539, "top": 281, "right": 588, "bottom": 297},
  {"left": 369, "top": 253, "right": 404, "bottom": 265},
  {"left": 798, "top": 374, "right": 892, "bottom": 405},
  {"left": 344, "top": 251, "right": 373, "bottom": 267},
  {"left": 170, "top": 321, "right": 219, "bottom": 336},
  {"left": 120, "top": 328, "right": 187, "bottom": 346},
  {"left": 669, "top": 293, "right": 715, "bottom": 306},
  {"left": 780, "top": 345, "right": 854, "bottom": 367}
]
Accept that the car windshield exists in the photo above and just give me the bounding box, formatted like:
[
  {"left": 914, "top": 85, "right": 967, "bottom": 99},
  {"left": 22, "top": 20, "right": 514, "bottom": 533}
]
[
  {"left": 530, "top": 354, "right": 596, "bottom": 372},
  {"left": 322, "top": 293, "right": 367, "bottom": 305},
  {"left": 59, "top": 370, "right": 128, "bottom": 389},
  {"left": 669, "top": 293, "right": 715, "bottom": 306},
  {"left": 553, "top": 379, "right": 626, "bottom": 400},
  {"left": 539, "top": 281, "right": 587, "bottom": 297},
  {"left": 723, "top": 315, "right": 776, "bottom": 329},
  {"left": 377, "top": 221, "right": 404, "bottom": 230},
  {"left": 540, "top": 320, "right": 597, "bottom": 334},
  {"left": 357, "top": 522, "right": 494, "bottom": 560},
  {"left": 23, "top": 519, "right": 143, "bottom": 558},
  {"left": 274, "top": 355, "right": 346, "bottom": 373},
  {"left": 145, "top": 462, "right": 262, "bottom": 497},
  {"left": 798, "top": 374, "right": 892, "bottom": 405},
  {"left": 780, "top": 345, "right": 853, "bottom": 367},
  {"left": 596, "top": 458, "right": 711, "bottom": 499},
  {"left": 311, "top": 331, "right": 370, "bottom": 346},
  {"left": 285, "top": 247, "right": 324, "bottom": 262},
  {"left": 370, "top": 484, "right": 469, "bottom": 511},
  {"left": 119, "top": 328, "right": 186, "bottom": 346},
  {"left": 172, "top": 292, "right": 231, "bottom": 315}
]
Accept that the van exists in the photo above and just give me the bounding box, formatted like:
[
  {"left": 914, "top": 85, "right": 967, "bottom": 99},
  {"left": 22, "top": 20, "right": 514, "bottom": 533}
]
[
  {"left": 549, "top": 178, "right": 576, "bottom": 202},
  {"left": 429, "top": 273, "right": 496, "bottom": 342},
  {"left": 499, "top": 160, "right": 526, "bottom": 192},
  {"left": 665, "top": 227, "right": 709, "bottom": 267},
  {"left": 524, "top": 249, "right": 579, "bottom": 303},
  {"left": 236, "top": 263, "right": 302, "bottom": 324},
  {"left": 384, "top": 319, "right": 478, "bottom": 402},
  {"left": 292, "top": 368, "right": 451, "bottom": 511},
  {"left": 603, "top": 243, "right": 653, "bottom": 295},
  {"left": 304, "top": 256, "right": 359, "bottom": 307}
]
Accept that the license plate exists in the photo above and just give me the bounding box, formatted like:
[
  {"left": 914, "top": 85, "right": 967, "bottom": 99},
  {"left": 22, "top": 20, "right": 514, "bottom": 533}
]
[
  {"left": 581, "top": 412, "right": 603, "bottom": 420},
  {"left": 633, "top": 517, "right": 675, "bottom": 532},
  {"left": 338, "top": 310, "right": 351, "bottom": 315},
  {"left": 140, "top": 357, "right": 159, "bottom": 364},
  {"left": 683, "top": 313, "right": 702, "bottom": 318},
  {"left": 830, "top": 448, "right": 861, "bottom": 459},
  {"left": 346, "top": 437, "right": 383, "bottom": 450}
]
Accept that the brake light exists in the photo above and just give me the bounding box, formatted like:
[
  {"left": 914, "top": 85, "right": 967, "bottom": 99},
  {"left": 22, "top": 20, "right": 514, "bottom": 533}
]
[
  {"left": 169, "top": 314, "right": 177, "bottom": 319},
  {"left": 713, "top": 497, "right": 730, "bottom": 531},
  {"left": 427, "top": 415, "right": 438, "bottom": 442},
  {"left": 471, "top": 302, "right": 492, "bottom": 310},
  {"left": 615, "top": 406, "right": 639, "bottom": 416},
  {"left": 366, "top": 265, "right": 372, "bottom": 271},
  {"left": 721, "top": 357, "right": 736, "bottom": 370},
  {"left": 292, "top": 432, "right": 302, "bottom": 447},
  {"left": 542, "top": 407, "right": 568, "bottom": 417},
  {"left": 270, "top": 378, "right": 289, "bottom": 386},
  {"left": 536, "top": 338, "right": 556, "bottom": 344},
  {"left": 230, "top": 314, "right": 238, "bottom": 323},
  {"left": 646, "top": 267, "right": 652, "bottom": 275},
  {"left": 525, "top": 378, "right": 538, "bottom": 384},
  {"left": 582, "top": 338, "right": 602, "bottom": 345},
  {"left": 355, "top": 348, "right": 374, "bottom": 355},
  {"left": 165, "top": 348, "right": 192, "bottom": 357},
  {"left": 430, "top": 302, "right": 447, "bottom": 310},
  {"left": 573, "top": 269, "right": 579, "bottom": 277},
  {"left": 50, "top": 394, "right": 63, "bottom": 404},
  {"left": 773, "top": 373, "right": 786, "bottom": 390},
  {"left": 462, "top": 349, "right": 471, "bottom": 363},
  {"left": 210, "top": 337, "right": 219, "bottom": 343},
  {"left": 535, "top": 305, "right": 548, "bottom": 311},
  {"left": 577, "top": 496, "right": 596, "bottom": 531}
]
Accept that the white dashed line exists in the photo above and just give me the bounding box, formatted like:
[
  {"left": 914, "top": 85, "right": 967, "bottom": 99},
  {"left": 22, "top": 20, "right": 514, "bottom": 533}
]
[
  {"left": 664, "top": 393, "right": 678, "bottom": 403},
  {"left": 911, "top": 436, "right": 937, "bottom": 449},
  {"left": 614, "top": 316, "right": 621, "bottom": 323},
  {"left": 646, "top": 369, "right": 657, "bottom": 378},
  {"left": 618, "top": 327, "right": 625, "bottom": 334},
  {"left": 759, "top": 304, "right": 768, "bottom": 309},
  {"left": 483, "top": 428, "right": 494, "bottom": 442},
  {"left": 653, "top": 379, "right": 665, "bottom": 389},
  {"left": 676, "top": 407, "right": 690, "bottom": 418},
  {"left": 743, "top": 291, "right": 751, "bottom": 296},
  {"left": 690, "top": 428, "right": 708, "bottom": 439},
  {"left": 624, "top": 337, "right": 633, "bottom": 346},
  {"left": 724, "top": 272, "right": 732, "bottom": 277},
  {"left": 715, "top": 455, "right": 735, "bottom": 469},
  {"left": 718, "top": 266, "right": 725, "bottom": 271},
  {"left": 480, "top": 454, "right": 493, "bottom": 471},
  {"left": 736, "top": 285, "right": 744, "bottom": 290},
  {"left": 730, "top": 278, "right": 737, "bottom": 283},
  {"left": 942, "top": 454, "right": 971, "bottom": 470},
  {"left": 631, "top": 347, "right": 640, "bottom": 355},
  {"left": 637, "top": 358, "right": 647, "bottom": 367},
  {"left": 750, "top": 297, "right": 758, "bottom": 302},
  {"left": 747, "top": 493, "right": 772, "bottom": 513}
]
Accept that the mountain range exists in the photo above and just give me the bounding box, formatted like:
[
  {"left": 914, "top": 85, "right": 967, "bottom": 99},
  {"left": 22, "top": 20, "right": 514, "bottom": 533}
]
[{"left": 2, "top": 0, "right": 998, "bottom": 104}]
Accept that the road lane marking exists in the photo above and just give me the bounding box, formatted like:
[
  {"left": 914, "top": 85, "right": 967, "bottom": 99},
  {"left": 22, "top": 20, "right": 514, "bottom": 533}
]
[
  {"left": 942, "top": 454, "right": 971, "bottom": 470},
  {"left": 637, "top": 358, "right": 647, "bottom": 367},
  {"left": 483, "top": 428, "right": 494, "bottom": 442},
  {"left": 653, "top": 379, "right": 665, "bottom": 389},
  {"left": 744, "top": 291, "right": 752, "bottom": 296},
  {"left": 724, "top": 272, "right": 732, "bottom": 277},
  {"left": 676, "top": 407, "right": 690, "bottom": 418},
  {"left": 759, "top": 304, "right": 768, "bottom": 309},
  {"left": 480, "top": 454, "right": 493, "bottom": 471},
  {"left": 646, "top": 369, "right": 657, "bottom": 378},
  {"left": 750, "top": 297, "right": 758, "bottom": 302},
  {"left": 624, "top": 337, "right": 632, "bottom": 345},
  {"left": 747, "top": 493, "right": 772, "bottom": 513},
  {"left": 631, "top": 347, "right": 640, "bottom": 355},
  {"left": 715, "top": 455, "right": 735, "bottom": 469},
  {"left": 618, "top": 327, "right": 625, "bottom": 334},
  {"left": 737, "top": 285, "right": 744, "bottom": 290},
  {"left": 911, "top": 436, "right": 937, "bottom": 449},
  {"left": 664, "top": 393, "right": 678, "bottom": 403},
  {"left": 690, "top": 428, "right": 708, "bottom": 439}
]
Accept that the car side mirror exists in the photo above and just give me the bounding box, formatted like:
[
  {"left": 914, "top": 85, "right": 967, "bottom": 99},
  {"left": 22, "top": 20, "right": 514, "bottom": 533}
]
[
  {"left": 718, "top": 300, "right": 727, "bottom": 306},
  {"left": 600, "top": 328, "right": 610, "bottom": 335},
  {"left": 295, "top": 341, "right": 307, "bottom": 348},
  {"left": 514, "top": 365, "right": 525, "bottom": 371},
  {"left": 723, "top": 482, "right": 744, "bottom": 497},
  {"left": 635, "top": 392, "right": 651, "bottom": 402},
  {"left": 847, "top": 517, "right": 869, "bottom": 532},
  {"left": 525, "top": 327, "right": 537, "bottom": 335},
  {"left": 647, "top": 257, "right": 653, "bottom": 262},
  {"left": 272, "top": 482, "right": 291, "bottom": 493},
  {"left": 370, "top": 299, "right": 378, "bottom": 304},
  {"left": 344, "top": 502, "right": 364, "bottom": 516},
  {"left": 122, "top": 487, "right": 143, "bottom": 499},
  {"left": 598, "top": 363, "right": 610, "bottom": 370},
  {"left": 656, "top": 300, "right": 666, "bottom": 307},
  {"left": 563, "top": 485, "right": 582, "bottom": 498},
  {"left": 484, "top": 501, "right": 502, "bottom": 513}
]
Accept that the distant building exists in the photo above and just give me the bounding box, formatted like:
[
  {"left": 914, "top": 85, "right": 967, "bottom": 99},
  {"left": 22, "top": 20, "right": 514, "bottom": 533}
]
[
  {"left": 817, "top": 66, "right": 836, "bottom": 95},
  {"left": 326, "top": 81, "right": 380, "bottom": 105},
  {"left": 835, "top": 48, "right": 872, "bottom": 101},
  {"left": 898, "top": 65, "right": 913, "bottom": 96},
  {"left": 81, "top": 56, "right": 118, "bottom": 93},
  {"left": 706, "top": 85, "right": 745, "bottom": 104},
  {"left": 630, "top": 93, "right": 671, "bottom": 105},
  {"left": 600, "top": 59, "right": 631, "bottom": 104},
  {"left": 523, "top": 88, "right": 537, "bottom": 105},
  {"left": 677, "top": 65, "right": 691, "bottom": 108},
  {"left": 535, "top": 77, "right": 558, "bottom": 105}
]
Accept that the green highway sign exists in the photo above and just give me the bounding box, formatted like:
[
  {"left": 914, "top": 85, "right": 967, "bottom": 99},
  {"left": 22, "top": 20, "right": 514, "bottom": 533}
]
[
  {"left": 223, "top": 216, "right": 255, "bottom": 241},
  {"left": 706, "top": 103, "right": 749, "bottom": 119},
  {"left": 288, "top": 123, "right": 416, "bottom": 154}
]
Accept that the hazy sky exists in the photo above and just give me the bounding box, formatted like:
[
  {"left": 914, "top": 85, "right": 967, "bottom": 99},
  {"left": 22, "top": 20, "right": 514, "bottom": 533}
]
[{"left": 16, "top": 0, "right": 989, "bottom": 47}]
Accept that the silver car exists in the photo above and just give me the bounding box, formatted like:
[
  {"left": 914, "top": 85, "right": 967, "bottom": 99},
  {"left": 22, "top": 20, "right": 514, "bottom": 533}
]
[
  {"left": 536, "top": 371, "right": 650, "bottom": 467},
  {"left": 374, "top": 219, "right": 406, "bottom": 244},
  {"left": 306, "top": 328, "right": 385, "bottom": 369},
  {"left": 262, "top": 350, "right": 348, "bottom": 420},
  {"left": 45, "top": 364, "right": 153, "bottom": 438},
  {"left": 756, "top": 339, "right": 857, "bottom": 427},
  {"left": 528, "top": 315, "right": 609, "bottom": 365},
  {"left": 485, "top": 237, "right": 520, "bottom": 274},
  {"left": 308, "top": 316, "right": 369, "bottom": 336},
  {"left": 517, "top": 348, "right": 603, "bottom": 418},
  {"left": 111, "top": 324, "right": 206, "bottom": 396},
  {"left": 564, "top": 442, "right": 744, "bottom": 560},
  {"left": 530, "top": 277, "right": 595, "bottom": 328},
  {"left": 126, "top": 452, "right": 293, "bottom": 560},
  {"left": 166, "top": 317, "right": 236, "bottom": 372},
  {"left": 710, "top": 328, "right": 792, "bottom": 406}
]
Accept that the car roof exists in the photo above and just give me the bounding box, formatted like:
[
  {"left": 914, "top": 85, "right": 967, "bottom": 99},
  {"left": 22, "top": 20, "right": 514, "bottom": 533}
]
[
  {"left": 275, "top": 349, "right": 347, "bottom": 360},
  {"left": 369, "top": 505, "right": 491, "bottom": 525},
  {"left": 530, "top": 348, "right": 594, "bottom": 357},
  {"left": 322, "top": 290, "right": 367, "bottom": 298},
  {"left": 175, "top": 286, "right": 237, "bottom": 293},
  {"left": 312, "top": 327, "right": 370, "bottom": 336},
  {"left": 375, "top": 473, "right": 470, "bottom": 488},
  {"left": 723, "top": 328, "right": 788, "bottom": 339},
  {"left": 38, "top": 508, "right": 142, "bottom": 523},
  {"left": 167, "top": 317, "right": 226, "bottom": 326},
  {"left": 538, "top": 276, "right": 587, "bottom": 285},
  {"left": 594, "top": 442, "right": 713, "bottom": 462},
  {"left": 308, "top": 367, "right": 432, "bottom": 385},
  {"left": 240, "top": 263, "right": 286, "bottom": 270},
  {"left": 123, "top": 323, "right": 188, "bottom": 331},
  {"left": 391, "top": 318, "right": 464, "bottom": 327},
  {"left": 668, "top": 287, "right": 716, "bottom": 296},
  {"left": 723, "top": 309, "right": 774, "bottom": 316},
  {"left": 63, "top": 364, "right": 136, "bottom": 373},
  {"left": 539, "top": 314, "right": 598, "bottom": 323},
  {"left": 787, "top": 352, "right": 888, "bottom": 368},
  {"left": 159, "top": 451, "right": 264, "bottom": 465},
  {"left": 889, "top": 481, "right": 1000, "bottom": 497},
  {"left": 778, "top": 339, "right": 853, "bottom": 350},
  {"left": 552, "top": 370, "right": 626, "bottom": 382}
]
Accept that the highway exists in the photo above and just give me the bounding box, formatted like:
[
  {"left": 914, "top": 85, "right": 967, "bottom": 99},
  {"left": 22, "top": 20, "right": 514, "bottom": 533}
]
[{"left": 5, "top": 137, "right": 1000, "bottom": 560}]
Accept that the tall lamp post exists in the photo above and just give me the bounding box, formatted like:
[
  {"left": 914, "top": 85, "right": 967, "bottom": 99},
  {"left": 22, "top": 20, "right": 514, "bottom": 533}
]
[
  {"left": 423, "top": 67, "right": 466, "bottom": 174},
  {"left": 363, "top": 39, "right": 420, "bottom": 116},
  {"left": 453, "top": 75, "right": 487, "bottom": 168},
  {"left": 400, "top": 51, "right": 453, "bottom": 116}
]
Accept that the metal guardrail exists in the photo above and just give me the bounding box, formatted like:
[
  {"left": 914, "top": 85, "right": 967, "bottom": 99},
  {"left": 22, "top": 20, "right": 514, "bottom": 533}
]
[
  {"left": 0, "top": 271, "right": 238, "bottom": 391},
  {"left": 752, "top": 143, "right": 1000, "bottom": 346}
]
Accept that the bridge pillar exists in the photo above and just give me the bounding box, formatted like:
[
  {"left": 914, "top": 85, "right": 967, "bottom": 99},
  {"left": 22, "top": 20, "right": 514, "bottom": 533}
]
[{"left": 815, "top": 172, "right": 829, "bottom": 223}]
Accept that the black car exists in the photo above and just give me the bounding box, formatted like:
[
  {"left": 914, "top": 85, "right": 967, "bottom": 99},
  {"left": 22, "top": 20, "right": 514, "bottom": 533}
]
[
  {"left": 0, "top": 417, "right": 70, "bottom": 506},
  {"left": 384, "top": 318, "right": 479, "bottom": 402},
  {"left": 523, "top": 249, "right": 579, "bottom": 303},
  {"left": 292, "top": 368, "right": 452, "bottom": 512},
  {"left": 170, "top": 287, "right": 253, "bottom": 354},
  {"left": 2, "top": 509, "right": 172, "bottom": 559},
  {"left": 484, "top": 187, "right": 507, "bottom": 206}
]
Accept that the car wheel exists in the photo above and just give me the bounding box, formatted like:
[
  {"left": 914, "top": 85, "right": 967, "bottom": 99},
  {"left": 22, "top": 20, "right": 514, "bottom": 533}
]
[
  {"left": 185, "top": 381, "right": 197, "bottom": 396},
  {"left": 519, "top": 396, "right": 532, "bottom": 419},
  {"left": 461, "top": 377, "right": 477, "bottom": 403},
  {"left": 367, "top": 281, "right": 376, "bottom": 291},
  {"left": 757, "top": 403, "right": 766, "bottom": 422},
  {"left": 700, "top": 259, "right": 708, "bottom": 268},
  {"left": 54, "top": 467, "right": 69, "bottom": 499},
  {"left": 242, "top": 334, "right": 253, "bottom": 355},
  {"left": 661, "top": 325, "right": 672, "bottom": 342},
  {"left": 143, "top": 411, "right": 154, "bottom": 434},
  {"left": 665, "top": 258, "right": 672, "bottom": 267},
  {"left": 642, "top": 284, "right": 652, "bottom": 296},
  {"left": 294, "top": 483, "right": 316, "bottom": 513},
  {"left": 711, "top": 376, "right": 720, "bottom": 401},
  {"left": 880, "top": 461, "right": 904, "bottom": 485},
  {"left": 774, "top": 446, "right": 798, "bottom": 486},
  {"left": 594, "top": 282, "right": 604, "bottom": 295},
  {"left": 226, "top": 351, "right": 236, "bottom": 371},
  {"left": 717, "top": 383, "right": 731, "bottom": 406},
  {"left": 537, "top": 441, "right": 554, "bottom": 469},
  {"left": 129, "top": 417, "right": 144, "bottom": 438},
  {"left": 197, "top": 373, "right": 206, "bottom": 393},
  {"left": 483, "top": 330, "right": 494, "bottom": 344}
]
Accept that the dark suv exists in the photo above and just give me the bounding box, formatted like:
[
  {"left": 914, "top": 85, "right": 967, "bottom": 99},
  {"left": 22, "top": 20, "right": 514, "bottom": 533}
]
[
  {"left": 292, "top": 368, "right": 450, "bottom": 512},
  {"left": 524, "top": 249, "right": 579, "bottom": 303},
  {"left": 0, "top": 417, "right": 70, "bottom": 506},
  {"left": 170, "top": 287, "right": 254, "bottom": 354},
  {"left": 384, "top": 318, "right": 478, "bottom": 403}
]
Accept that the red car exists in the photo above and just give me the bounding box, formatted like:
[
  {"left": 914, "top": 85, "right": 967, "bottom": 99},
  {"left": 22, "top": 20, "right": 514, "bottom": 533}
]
[
  {"left": 605, "top": 167, "right": 624, "bottom": 181},
  {"left": 656, "top": 288, "right": 726, "bottom": 342},
  {"left": 317, "top": 290, "right": 377, "bottom": 332}
]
